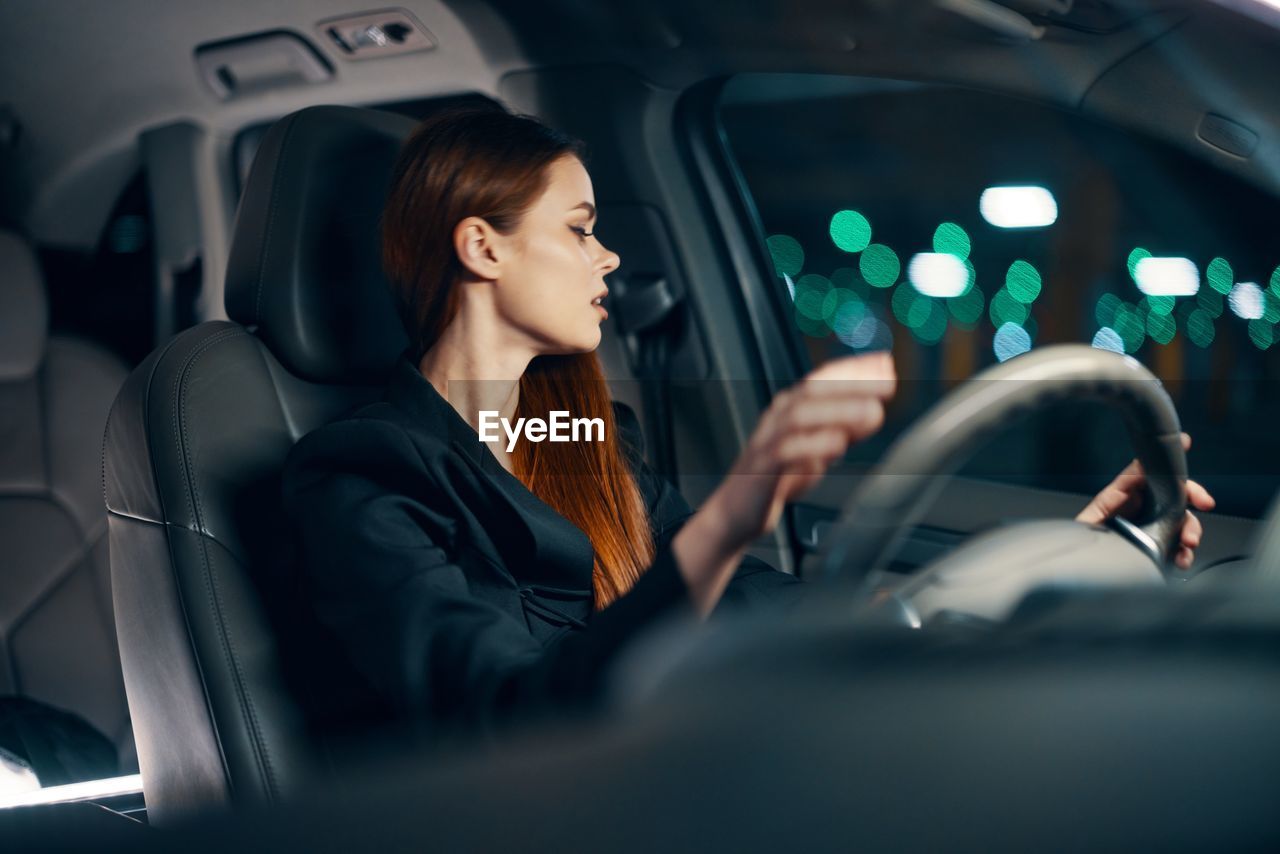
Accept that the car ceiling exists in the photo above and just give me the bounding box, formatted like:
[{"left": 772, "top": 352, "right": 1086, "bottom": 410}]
[{"left": 1, "top": 0, "right": 1278, "bottom": 252}]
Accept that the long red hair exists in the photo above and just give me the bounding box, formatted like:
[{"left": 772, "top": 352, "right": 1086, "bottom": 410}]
[{"left": 380, "top": 106, "right": 655, "bottom": 610}]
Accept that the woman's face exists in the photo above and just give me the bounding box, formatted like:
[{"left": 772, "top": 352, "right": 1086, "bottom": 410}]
[{"left": 488, "top": 155, "right": 621, "bottom": 354}]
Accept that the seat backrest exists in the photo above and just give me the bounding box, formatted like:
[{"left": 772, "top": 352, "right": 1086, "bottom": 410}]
[
  {"left": 103, "top": 105, "right": 418, "bottom": 824},
  {"left": 0, "top": 229, "right": 135, "bottom": 776}
]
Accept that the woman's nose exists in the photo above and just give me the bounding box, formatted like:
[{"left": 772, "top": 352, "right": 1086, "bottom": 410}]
[{"left": 596, "top": 242, "right": 621, "bottom": 275}]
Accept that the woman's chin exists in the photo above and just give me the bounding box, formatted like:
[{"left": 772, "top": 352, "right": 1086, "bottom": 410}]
[{"left": 543, "top": 329, "right": 602, "bottom": 355}]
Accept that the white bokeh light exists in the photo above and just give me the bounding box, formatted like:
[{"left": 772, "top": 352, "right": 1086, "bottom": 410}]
[
  {"left": 1134, "top": 257, "right": 1200, "bottom": 296},
  {"left": 1228, "top": 282, "right": 1264, "bottom": 319},
  {"left": 1092, "top": 327, "right": 1125, "bottom": 354},
  {"left": 979, "top": 186, "right": 1058, "bottom": 229},
  {"left": 907, "top": 253, "right": 969, "bottom": 298}
]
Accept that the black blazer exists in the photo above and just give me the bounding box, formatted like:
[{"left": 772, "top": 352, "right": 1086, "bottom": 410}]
[{"left": 280, "top": 353, "right": 805, "bottom": 738}]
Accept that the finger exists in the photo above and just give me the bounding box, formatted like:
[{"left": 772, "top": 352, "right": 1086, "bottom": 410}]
[
  {"left": 780, "top": 396, "right": 886, "bottom": 439},
  {"left": 800, "top": 352, "right": 897, "bottom": 399},
  {"left": 1077, "top": 479, "right": 1145, "bottom": 524},
  {"left": 1180, "top": 509, "right": 1201, "bottom": 549},
  {"left": 1174, "top": 545, "right": 1194, "bottom": 570},
  {"left": 773, "top": 428, "right": 850, "bottom": 471},
  {"left": 1180, "top": 431, "right": 1192, "bottom": 452},
  {"left": 1186, "top": 478, "right": 1216, "bottom": 511}
]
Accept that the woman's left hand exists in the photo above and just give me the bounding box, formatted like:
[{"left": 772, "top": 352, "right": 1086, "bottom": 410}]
[{"left": 1075, "top": 432, "right": 1217, "bottom": 570}]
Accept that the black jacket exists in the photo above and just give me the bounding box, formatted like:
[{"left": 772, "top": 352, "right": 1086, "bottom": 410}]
[{"left": 280, "top": 353, "right": 805, "bottom": 738}]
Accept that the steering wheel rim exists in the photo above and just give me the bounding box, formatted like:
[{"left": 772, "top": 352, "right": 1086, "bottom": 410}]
[{"left": 818, "top": 344, "right": 1188, "bottom": 589}]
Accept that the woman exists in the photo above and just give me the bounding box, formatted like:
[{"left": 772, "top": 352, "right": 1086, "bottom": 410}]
[{"left": 281, "top": 106, "right": 1214, "bottom": 743}]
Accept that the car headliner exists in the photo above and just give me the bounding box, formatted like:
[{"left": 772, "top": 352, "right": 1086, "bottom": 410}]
[{"left": 1, "top": 0, "right": 1278, "bottom": 258}]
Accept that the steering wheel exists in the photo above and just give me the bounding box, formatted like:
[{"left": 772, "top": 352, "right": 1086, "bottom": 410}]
[{"left": 817, "top": 344, "right": 1189, "bottom": 626}]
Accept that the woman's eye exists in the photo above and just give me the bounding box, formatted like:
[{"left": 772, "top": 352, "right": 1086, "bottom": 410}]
[{"left": 570, "top": 226, "right": 589, "bottom": 240}]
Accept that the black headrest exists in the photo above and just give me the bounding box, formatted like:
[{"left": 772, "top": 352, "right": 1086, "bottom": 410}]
[{"left": 225, "top": 105, "right": 417, "bottom": 384}]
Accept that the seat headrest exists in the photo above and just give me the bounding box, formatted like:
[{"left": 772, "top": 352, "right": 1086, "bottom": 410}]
[
  {"left": 0, "top": 230, "right": 49, "bottom": 380},
  {"left": 225, "top": 105, "right": 418, "bottom": 385}
]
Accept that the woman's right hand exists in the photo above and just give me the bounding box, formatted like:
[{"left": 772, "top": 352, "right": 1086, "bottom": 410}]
[{"left": 672, "top": 351, "right": 897, "bottom": 615}]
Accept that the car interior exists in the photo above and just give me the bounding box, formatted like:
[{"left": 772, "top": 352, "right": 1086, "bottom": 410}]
[{"left": 2, "top": 0, "right": 1279, "bottom": 848}]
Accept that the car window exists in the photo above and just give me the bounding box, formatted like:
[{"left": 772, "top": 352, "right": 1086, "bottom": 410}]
[
  {"left": 719, "top": 75, "right": 1280, "bottom": 518},
  {"left": 41, "top": 171, "right": 159, "bottom": 366}
]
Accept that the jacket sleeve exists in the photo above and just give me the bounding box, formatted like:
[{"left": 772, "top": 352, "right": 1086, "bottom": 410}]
[
  {"left": 281, "top": 418, "right": 695, "bottom": 740},
  {"left": 614, "top": 407, "right": 810, "bottom": 619}
]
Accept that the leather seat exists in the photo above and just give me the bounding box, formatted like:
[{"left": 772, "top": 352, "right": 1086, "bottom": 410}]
[
  {"left": 103, "top": 106, "right": 422, "bottom": 823},
  {"left": 0, "top": 229, "right": 135, "bottom": 775}
]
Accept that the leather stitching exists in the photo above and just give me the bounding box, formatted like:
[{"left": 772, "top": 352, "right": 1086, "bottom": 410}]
[{"left": 172, "top": 327, "right": 279, "bottom": 798}]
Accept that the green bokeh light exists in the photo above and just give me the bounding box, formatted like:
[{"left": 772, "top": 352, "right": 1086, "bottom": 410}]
[
  {"left": 1113, "top": 304, "right": 1146, "bottom": 353},
  {"left": 989, "top": 288, "right": 1029, "bottom": 327},
  {"left": 860, "top": 244, "right": 900, "bottom": 288},
  {"left": 961, "top": 259, "right": 976, "bottom": 297},
  {"left": 1271, "top": 265, "right": 1280, "bottom": 298},
  {"left": 1096, "top": 293, "right": 1122, "bottom": 327},
  {"left": 1264, "top": 290, "right": 1280, "bottom": 324},
  {"left": 1127, "top": 247, "right": 1151, "bottom": 280},
  {"left": 891, "top": 281, "right": 917, "bottom": 326},
  {"left": 767, "top": 234, "right": 804, "bottom": 278},
  {"left": 821, "top": 287, "right": 859, "bottom": 322},
  {"left": 1197, "top": 287, "right": 1224, "bottom": 318},
  {"left": 1142, "top": 295, "right": 1175, "bottom": 317},
  {"left": 1146, "top": 311, "right": 1175, "bottom": 345},
  {"left": 795, "top": 308, "right": 830, "bottom": 338},
  {"left": 793, "top": 274, "right": 832, "bottom": 320},
  {"left": 1207, "top": 257, "right": 1233, "bottom": 295},
  {"left": 913, "top": 299, "right": 948, "bottom": 344},
  {"left": 1006, "top": 260, "right": 1042, "bottom": 304},
  {"left": 829, "top": 210, "right": 872, "bottom": 253},
  {"left": 948, "top": 284, "right": 985, "bottom": 327},
  {"left": 1249, "top": 319, "right": 1274, "bottom": 350},
  {"left": 1186, "top": 309, "right": 1215, "bottom": 348},
  {"left": 933, "top": 222, "right": 971, "bottom": 261}
]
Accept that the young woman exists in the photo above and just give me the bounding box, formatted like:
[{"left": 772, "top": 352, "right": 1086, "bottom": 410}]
[{"left": 281, "top": 106, "right": 1214, "bottom": 741}]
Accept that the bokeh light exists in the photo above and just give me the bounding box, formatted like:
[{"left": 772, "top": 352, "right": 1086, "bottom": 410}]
[
  {"left": 1248, "top": 319, "right": 1274, "bottom": 350},
  {"left": 908, "top": 253, "right": 968, "bottom": 297},
  {"left": 1197, "top": 286, "right": 1224, "bottom": 318},
  {"left": 1206, "top": 257, "right": 1233, "bottom": 295},
  {"left": 860, "top": 244, "right": 901, "bottom": 288},
  {"left": 829, "top": 210, "right": 872, "bottom": 253},
  {"left": 1096, "top": 293, "right": 1123, "bottom": 327},
  {"left": 993, "top": 323, "right": 1032, "bottom": 362},
  {"left": 989, "top": 288, "right": 1029, "bottom": 327},
  {"left": 1186, "top": 308, "right": 1215, "bottom": 348},
  {"left": 767, "top": 234, "right": 804, "bottom": 278},
  {"left": 1146, "top": 310, "right": 1175, "bottom": 345},
  {"left": 948, "top": 284, "right": 985, "bottom": 327},
  {"left": 932, "top": 222, "right": 971, "bottom": 260},
  {"left": 793, "top": 273, "right": 831, "bottom": 320},
  {"left": 1127, "top": 248, "right": 1151, "bottom": 280},
  {"left": 1135, "top": 257, "right": 1199, "bottom": 296},
  {"left": 1092, "top": 327, "right": 1124, "bottom": 354},
  {"left": 1228, "top": 281, "right": 1265, "bottom": 320},
  {"left": 1006, "top": 260, "right": 1042, "bottom": 304},
  {"left": 979, "top": 186, "right": 1058, "bottom": 229}
]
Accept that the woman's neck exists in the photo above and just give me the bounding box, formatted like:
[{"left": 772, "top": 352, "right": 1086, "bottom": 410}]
[{"left": 417, "top": 303, "right": 534, "bottom": 437}]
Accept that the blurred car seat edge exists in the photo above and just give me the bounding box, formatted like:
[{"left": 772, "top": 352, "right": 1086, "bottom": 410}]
[{"left": 0, "top": 228, "right": 136, "bottom": 779}]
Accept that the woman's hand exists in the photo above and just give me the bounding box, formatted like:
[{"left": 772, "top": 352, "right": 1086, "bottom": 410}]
[
  {"left": 673, "top": 351, "right": 896, "bottom": 615},
  {"left": 1075, "top": 432, "right": 1217, "bottom": 570}
]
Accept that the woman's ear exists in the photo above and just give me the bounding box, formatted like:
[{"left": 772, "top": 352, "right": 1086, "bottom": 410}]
[{"left": 453, "top": 216, "right": 505, "bottom": 280}]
